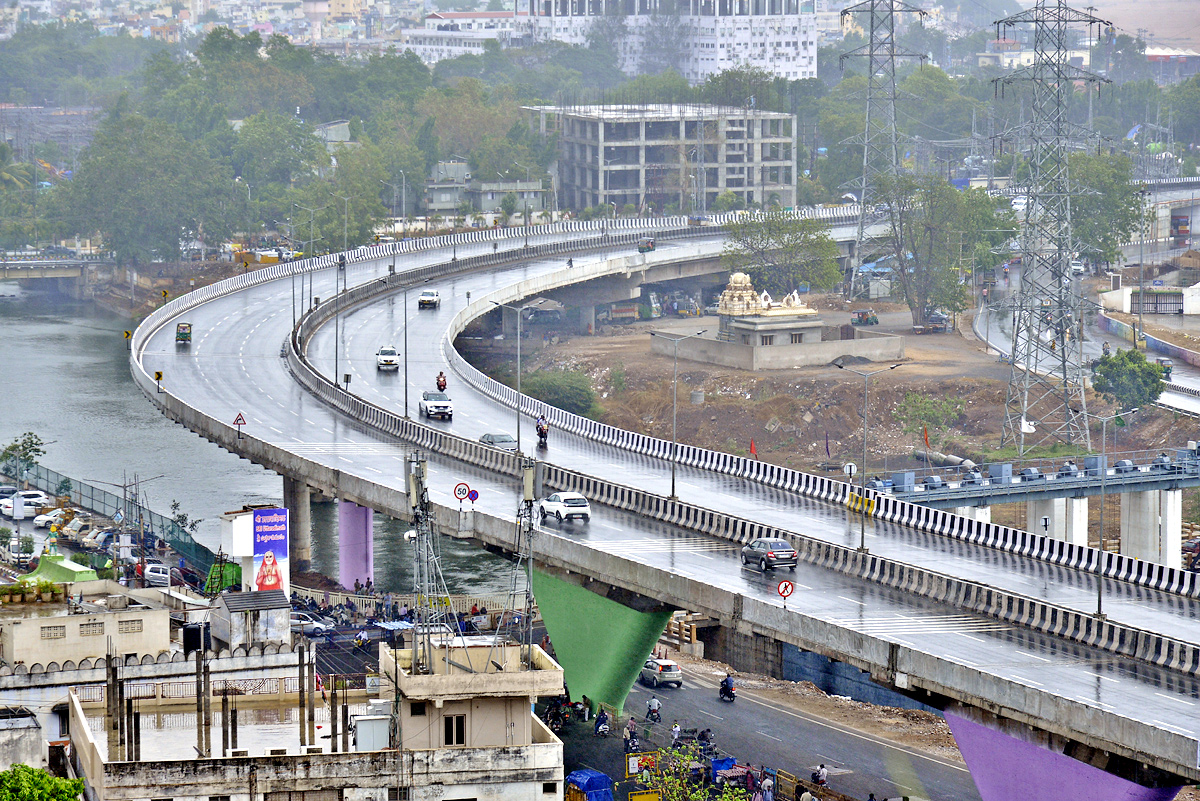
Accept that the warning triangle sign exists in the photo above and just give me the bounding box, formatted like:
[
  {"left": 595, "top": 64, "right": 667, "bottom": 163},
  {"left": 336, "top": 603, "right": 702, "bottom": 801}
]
[{"left": 233, "top": 413, "right": 247, "bottom": 426}]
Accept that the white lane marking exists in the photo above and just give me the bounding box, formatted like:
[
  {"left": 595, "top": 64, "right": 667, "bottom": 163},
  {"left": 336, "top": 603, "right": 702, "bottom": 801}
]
[
  {"left": 1098, "top": 676, "right": 1120, "bottom": 684},
  {"left": 836, "top": 596, "right": 860, "bottom": 605},
  {"left": 1026, "top": 653, "right": 1051, "bottom": 663},
  {"left": 757, "top": 731, "right": 782, "bottom": 742},
  {"left": 338, "top": 457, "right": 354, "bottom": 464},
  {"left": 698, "top": 710, "right": 723, "bottom": 720},
  {"left": 269, "top": 427, "right": 282, "bottom": 435},
  {"left": 957, "top": 634, "right": 985, "bottom": 643},
  {"left": 1154, "top": 693, "right": 1196, "bottom": 706}
]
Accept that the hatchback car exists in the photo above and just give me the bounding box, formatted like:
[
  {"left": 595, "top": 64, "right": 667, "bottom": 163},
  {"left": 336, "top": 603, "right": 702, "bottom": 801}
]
[
  {"left": 419, "top": 391, "right": 454, "bottom": 420},
  {"left": 33, "top": 508, "right": 70, "bottom": 529},
  {"left": 291, "top": 611, "right": 331, "bottom": 636},
  {"left": 479, "top": 433, "right": 518, "bottom": 450},
  {"left": 417, "top": 289, "right": 441, "bottom": 309},
  {"left": 740, "top": 537, "right": 798, "bottom": 571},
  {"left": 538, "top": 492, "right": 591, "bottom": 524},
  {"left": 376, "top": 346, "right": 399, "bottom": 370},
  {"left": 639, "top": 658, "right": 683, "bottom": 688}
]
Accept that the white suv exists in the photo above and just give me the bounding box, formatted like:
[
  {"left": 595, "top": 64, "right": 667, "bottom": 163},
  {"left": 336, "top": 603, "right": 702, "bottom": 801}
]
[
  {"left": 538, "top": 492, "right": 591, "bottom": 523},
  {"left": 376, "top": 346, "right": 399, "bottom": 370},
  {"left": 418, "top": 391, "right": 453, "bottom": 420},
  {"left": 418, "top": 289, "right": 441, "bottom": 309}
]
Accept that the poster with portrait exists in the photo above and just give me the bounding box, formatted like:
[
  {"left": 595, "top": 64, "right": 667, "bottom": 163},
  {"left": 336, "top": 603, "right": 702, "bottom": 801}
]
[{"left": 252, "top": 508, "right": 289, "bottom": 594}]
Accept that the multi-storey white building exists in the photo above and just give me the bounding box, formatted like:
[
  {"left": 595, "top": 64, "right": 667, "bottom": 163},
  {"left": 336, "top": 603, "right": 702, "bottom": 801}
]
[
  {"left": 520, "top": 0, "right": 817, "bottom": 83},
  {"left": 527, "top": 103, "right": 796, "bottom": 212}
]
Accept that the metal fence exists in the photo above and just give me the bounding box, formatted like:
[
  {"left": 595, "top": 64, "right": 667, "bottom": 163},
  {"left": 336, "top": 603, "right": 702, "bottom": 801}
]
[{"left": 1, "top": 458, "right": 215, "bottom": 575}]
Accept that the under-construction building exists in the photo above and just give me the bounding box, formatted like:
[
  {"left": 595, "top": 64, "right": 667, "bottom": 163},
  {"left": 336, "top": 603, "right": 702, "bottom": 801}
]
[
  {"left": 526, "top": 104, "right": 797, "bottom": 212},
  {"left": 519, "top": 0, "right": 818, "bottom": 84}
]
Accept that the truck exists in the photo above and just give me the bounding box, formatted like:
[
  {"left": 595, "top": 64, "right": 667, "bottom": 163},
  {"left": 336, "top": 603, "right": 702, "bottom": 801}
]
[{"left": 603, "top": 302, "right": 642, "bottom": 324}]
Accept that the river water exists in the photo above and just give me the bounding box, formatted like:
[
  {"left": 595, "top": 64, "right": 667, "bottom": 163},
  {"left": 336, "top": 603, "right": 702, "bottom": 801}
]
[{"left": 0, "top": 282, "right": 511, "bottom": 595}]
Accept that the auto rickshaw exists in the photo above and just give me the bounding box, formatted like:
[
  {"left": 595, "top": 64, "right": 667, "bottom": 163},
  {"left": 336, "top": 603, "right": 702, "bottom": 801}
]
[
  {"left": 1157, "top": 357, "right": 1174, "bottom": 381},
  {"left": 175, "top": 322, "right": 192, "bottom": 346},
  {"left": 637, "top": 236, "right": 656, "bottom": 253},
  {"left": 851, "top": 309, "right": 879, "bottom": 326}
]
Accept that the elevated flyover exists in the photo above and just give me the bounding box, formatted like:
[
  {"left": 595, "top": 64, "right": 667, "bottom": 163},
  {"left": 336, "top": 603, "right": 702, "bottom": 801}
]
[{"left": 130, "top": 215, "right": 1200, "bottom": 799}]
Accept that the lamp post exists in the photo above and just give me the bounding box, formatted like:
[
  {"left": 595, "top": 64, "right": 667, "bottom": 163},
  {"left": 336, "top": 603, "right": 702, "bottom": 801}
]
[
  {"left": 335, "top": 254, "right": 346, "bottom": 387},
  {"left": 650, "top": 329, "right": 708, "bottom": 500},
  {"left": 296, "top": 203, "right": 324, "bottom": 311},
  {"left": 330, "top": 192, "right": 353, "bottom": 252},
  {"left": 492, "top": 299, "right": 547, "bottom": 452},
  {"left": 1087, "top": 407, "right": 1138, "bottom": 619},
  {"left": 523, "top": 201, "right": 529, "bottom": 248},
  {"left": 835, "top": 361, "right": 902, "bottom": 552},
  {"left": 1138, "top": 187, "right": 1150, "bottom": 345},
  {"left": 380, "top": 178, "right": 405, "bottom": 239}
]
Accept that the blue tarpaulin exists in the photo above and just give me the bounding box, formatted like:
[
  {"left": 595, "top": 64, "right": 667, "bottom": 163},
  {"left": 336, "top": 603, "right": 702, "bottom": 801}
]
[{"left": 566, "top": 769, "right": 613, "bottom": 801}]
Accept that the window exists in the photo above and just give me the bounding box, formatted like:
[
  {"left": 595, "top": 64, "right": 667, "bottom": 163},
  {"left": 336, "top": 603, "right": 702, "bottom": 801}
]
[
  {"left": 388, "top": 790, "right": 410, "bottom": 801},
  {"left": 542, "top": 784, "right": 558, "bottom": 794},
  {"left": 444, "top": 714, "right": 466, "bottom": 746},
  {"left": 760, "top": 335, "right": 774, "bottom": 346},
  {"left": 80, "top": 622, "right": 104, "bottom": 637},
  {"left": 791, "top": 332, "right": 803, "bottom": 344},
  {"left": 118, "top": 619, "right": 143, "bottom": 634},
  {"left": 41, "top": 625, "right": 66, "bottom": 640},
  {"left": 410, "top": 701, "right": 426, "bottom": 717}
]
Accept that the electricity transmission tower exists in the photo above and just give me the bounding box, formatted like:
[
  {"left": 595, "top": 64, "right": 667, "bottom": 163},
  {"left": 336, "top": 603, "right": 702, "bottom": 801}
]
[
  {"left": 996, "top": 0, "right": 1110, "bottom": 453},
  {"left": 406, "top": 453, "right": 455, "bottom": 672},
  {"left": 840, "top": 0, "right": 926, "bottom": 297}
]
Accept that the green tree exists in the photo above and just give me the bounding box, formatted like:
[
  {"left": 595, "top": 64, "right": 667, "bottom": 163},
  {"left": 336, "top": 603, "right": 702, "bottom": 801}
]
[
  {"left": 1092, "top": 349, "right": 1164, "bottom": 411},
  {"left": 0, "top": 143, "right": 32, "bottom": 191},
  {"left": 892, "top": 392, "right": 965, "bottom": 451},
  {"left": 643, "top": 742, "right": 747, "bottom": 801},
  {"left": 499, "top": 192, "right": 519, "bottom": 218},
  {"left": 233, "top": 111, "right": 328, "bottom": 189},
  {"left": 521, "top": 370, "right": 597, "bottom": 417},
  {"left": 1069, "top": 152, "right": 1143, "bottom": 266},
  {"left": 1, "top": 432, "right": 46, "bottom": 474},
  {"left": 711, "top": 190, "right": 746, "bottom": 212},
  {"left": 0, "top": 758, "right": 81, "bottom": 801},
  {"left": 721, "top": 210, "right": 840, "bottom": 296}
]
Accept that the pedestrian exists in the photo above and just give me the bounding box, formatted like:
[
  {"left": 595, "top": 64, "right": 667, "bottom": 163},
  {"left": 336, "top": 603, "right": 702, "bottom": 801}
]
[
  {"left": 670, "top": 720, "right": 680, "bottom": 744},
  {"left": 799, "top": 791, "right": 814, "bottom": 801},
  {"left": 626, "top": 716, "right": 637, "bottom": 738},
  {"left": 354, "top": 578, "right": 362, "bottom": 594},
  {"left": 471, "top": 603, "right": 479, "bottom": 615},
  {"left": 761, "top": 775, "right": 774, "bottom": 801},
  {"left": 867, "top": 795, "right": 877, "bottom": 801}
]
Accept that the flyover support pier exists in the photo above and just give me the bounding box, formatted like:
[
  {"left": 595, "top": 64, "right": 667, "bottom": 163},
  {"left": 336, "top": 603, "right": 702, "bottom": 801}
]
[
  {"left": 1024, "top": 497, "right": 1088, "bottom": 545},
  {"left": 1120, "top": 489, "right": 1182, "bottom": 569},
  {"left": 338, "top": 501, "right": 374, "bottom": 590},
  {"left": 282, "top": 477, "right": 313, "bottom": 572},
  {"left": 949, "top": 505, "right": 991, "bottom": 524}
]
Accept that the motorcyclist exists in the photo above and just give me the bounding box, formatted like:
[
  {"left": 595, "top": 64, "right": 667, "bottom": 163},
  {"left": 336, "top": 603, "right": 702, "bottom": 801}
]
[
  {"left": 436, "top": 371, "right": 447, "bottom": 391},
  {"left": 1102, "top": 341, "right": 1111, "bottom": 358},
  {"left": 720, "top": 673, "right": 735, "bottom": 699},
  {"left": 536, "top": 414, "right": 549, "bottom": 441},
  {"left": 646, "top": 695, "right": 662, "bottom": 721},
  {"left": 594, "top": 708, "right": 609, "bottom": 735}
]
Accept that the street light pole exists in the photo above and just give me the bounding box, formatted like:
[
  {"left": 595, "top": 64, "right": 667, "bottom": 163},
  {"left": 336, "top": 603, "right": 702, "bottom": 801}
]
[
  {"left": 650, "top": 330, "right": 708, "bottom": 500},
  {"left": 1088, "top": 407, "right": 1138, "bottom": 619},
  {"left": 1138, "top": 188, "right": 1149, "bottom": 345},
  {"left": 835, "top": 362, "right": 902, "bottom": 552},
  {"left": 493, "top": 299, "right": 547, "bottom": 452},
  {"left": 330, "top": 193, "right": 353, "bottom": 252}
]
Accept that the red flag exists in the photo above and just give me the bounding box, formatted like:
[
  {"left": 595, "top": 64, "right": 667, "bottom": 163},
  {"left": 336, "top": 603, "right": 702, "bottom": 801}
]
[
  {"left": 924, "top": 425, "right": 930, "bottom": 450},
  {"left": 750, "top": 439, "right": 758, "bottom": 458}
]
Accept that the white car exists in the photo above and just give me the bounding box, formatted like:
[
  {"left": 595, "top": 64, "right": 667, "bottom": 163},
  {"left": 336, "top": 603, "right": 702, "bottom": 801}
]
[
  {"left": 418, "top": 391, "right": 453, "bottom": 420},
  {"left": 1069, "top": 260, "right": 1086, "bottom": 276},
  {"left": 1, "top": 491, "right": 52, "bottom": 517},
  {"left": 376, "top": 346, "right": 399, "bottom": 370},
  {"left": 479, "top": 433, "right": 518, "bottom": 450},
  {"left": 33, "top": 508, "right": 69, "bottom": 529},
  {"left": 417, "top": 289, "right": 441, "bottom": 309},
  {"left": 538, "top": 492, "right": 591, "bottom": 524}
]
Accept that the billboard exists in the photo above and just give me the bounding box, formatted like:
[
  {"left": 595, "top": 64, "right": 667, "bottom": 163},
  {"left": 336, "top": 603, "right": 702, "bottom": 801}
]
[{"left": 252, "top": 507, "right": 289, "bottom": 594}]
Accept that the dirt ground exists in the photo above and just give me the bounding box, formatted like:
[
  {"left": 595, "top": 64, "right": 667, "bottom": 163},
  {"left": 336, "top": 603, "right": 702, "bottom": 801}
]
[{"left": 495, "top": 294, "right": 1188, "bottom": 535}]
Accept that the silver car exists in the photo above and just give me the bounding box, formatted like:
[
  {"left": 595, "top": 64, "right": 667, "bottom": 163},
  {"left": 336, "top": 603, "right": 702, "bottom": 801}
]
[{"left": 639, "top": 658, "right": 683, "bottom": 688}]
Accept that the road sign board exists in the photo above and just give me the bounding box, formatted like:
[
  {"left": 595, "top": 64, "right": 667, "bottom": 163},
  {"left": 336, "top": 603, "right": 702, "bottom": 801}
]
[
  {"left": 123, "top": 330, "right": 132, "bottom": 339},
  {"left": 161, "top": 290, "right": 169, "bottom": 299},
  {"left": 843, "top": 462, "right": 857, "bottom": 476},
  {"left": 453, "top": 482, "right": 470, "bottom": 501},
  {"left": 233, "top": 413, "right": 247, "bottom": 426},
  {"left": 467, "top": 490, "right": 479, "bottom": 503},
  {"left": 153, "top": 371, "right": 163, "bottom": 382},
  {"left": 777, "top": 580, "right": 794, "bottom": 599}
]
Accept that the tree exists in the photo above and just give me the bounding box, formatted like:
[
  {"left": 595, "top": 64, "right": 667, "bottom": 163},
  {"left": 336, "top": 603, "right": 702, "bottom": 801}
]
[
  {"left": 1069, "top": 152, "right": 1143, "bottom": 266},
  {"left": 233, "top": 111, "right": 328, "bottom": 189},
  {"left": 1092, "top": 349, "right": 1164, "bottom": 411},
  {"left": 642, "top": 742, "right": 747, "bottom": 801},
  {"left": 521, "top": 370, "right": 597, "bottom": 417},
  {"left": 0, "top": 143, "right": 32, "bottom": 191},
  {"left": 0, "top": 763, "right": 83, "bottom": 801},
  {"left": 721, "top": 210, "right": 840, "bottom": 296},
  {"left": 1, "top": 432, "right": 45, "bottom": 475},
  {"left": 893, "top": 392, "right": 964, "bottom": 451},
  {"left": 499, "top": 192, "right": 519, "bottom": 218}
]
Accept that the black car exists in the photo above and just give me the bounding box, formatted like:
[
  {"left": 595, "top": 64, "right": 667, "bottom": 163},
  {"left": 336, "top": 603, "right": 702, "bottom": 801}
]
[
  {"left": 740, "top": 537, "right": 798, "bottom": 571},
  {"left": 42, "top": 245, "right": 76, "bottom": 258}
]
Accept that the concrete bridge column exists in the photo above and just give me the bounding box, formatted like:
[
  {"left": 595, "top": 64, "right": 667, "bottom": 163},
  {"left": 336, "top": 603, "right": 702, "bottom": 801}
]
[
  {"left": 1064, "top": 497, "right": 1089, "bottom": 547},
  {"left": 338, "top": 501, "right": 374, "bottom": 590},
  {"left": 282, "top": 477, "right": 312, "bottom": 572},
  {"left": 950, "top": 505, "right": 991, "bottom": 524},
  {"left": 1120, "top": 489, "right": 1182, "bottom": 569},
  {"left": 579, "top": 303, "right": 595, "bottom": 335},
  {"left": 499, "top": 305, "right": 519, "bottom": 339},
  {"left": 1026, "top": 497, "right": 1065, "bottom": 538}
]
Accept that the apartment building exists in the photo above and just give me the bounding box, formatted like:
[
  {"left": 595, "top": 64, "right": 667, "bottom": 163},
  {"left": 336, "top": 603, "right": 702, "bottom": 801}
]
[{"left": 527, "top": 103, "right": 796, "bottom": 212}]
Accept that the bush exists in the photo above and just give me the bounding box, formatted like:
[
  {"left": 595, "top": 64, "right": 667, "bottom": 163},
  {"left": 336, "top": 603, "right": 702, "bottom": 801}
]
[{"left": 521, "top": 370, "right": 599, "bottom": 418}]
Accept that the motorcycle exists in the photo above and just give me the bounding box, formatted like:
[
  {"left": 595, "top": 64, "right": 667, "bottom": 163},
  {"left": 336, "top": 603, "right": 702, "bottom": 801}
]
[
  {"left": 646, "top": 707, "right": 661, "bottom": 723},
  {"left": 594, "top": 721, "right": 610, "bottom": 738},
  {"left": 536, "top": 421, "right": 549, "bottom": 447},
  {"left": 624, "top": 735, "right": 641, "bottom": 754},
  {"left": 436, "top": 375, "right": 447, "bottom": 392},
  {"left": 719, "top": 684, "right": 736, "bottom": 702}
]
